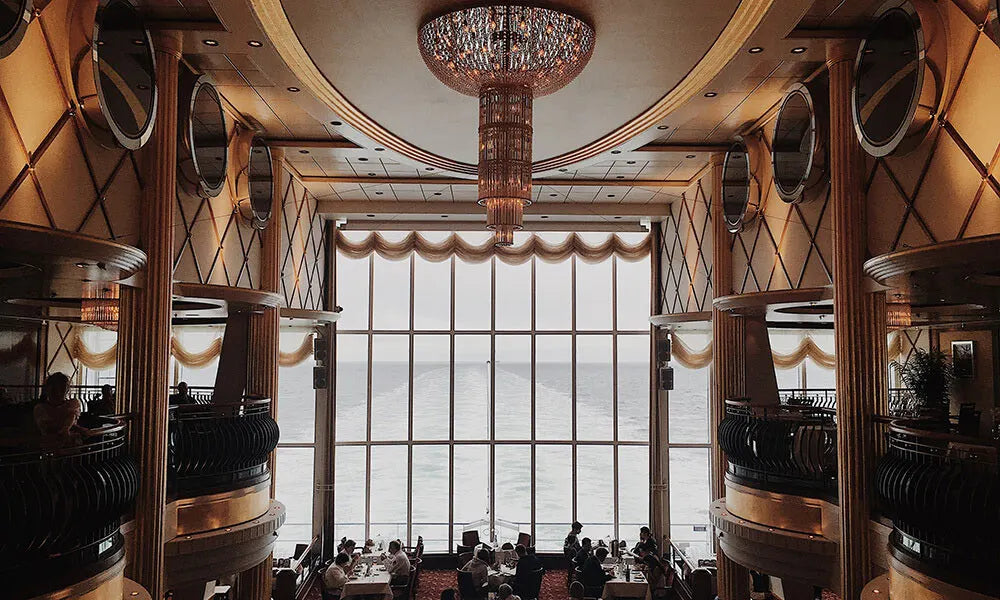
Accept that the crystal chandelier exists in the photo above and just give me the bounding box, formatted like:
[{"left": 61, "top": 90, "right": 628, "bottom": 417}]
[
  {"left": 81, "top": 286, "right": 120, "bottom": 332},
  {"left": 886, "top": 302, "right": 912, "bottom": 329},
  {"left": 419, "top": 5, "right": 595, "bottom": 246}
]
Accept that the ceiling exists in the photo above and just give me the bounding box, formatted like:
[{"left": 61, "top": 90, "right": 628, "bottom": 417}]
[{"left": 141, "top": 0, "right": 885, "bottom": 224}]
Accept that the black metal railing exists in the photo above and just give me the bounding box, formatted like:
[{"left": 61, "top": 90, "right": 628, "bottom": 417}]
[
  {"left": 168, "top": 395, "right": 279, "bottom": 496},
  {"left": 718, "top": 399, "right": 838, "bottom": 500},
  {"left": 875, "top": 421, "right": 999, "bottom": 596},
  {"left": 777, "top": 387, "right": 913, "bottom": 415},
  {"left": 0, "top": 384, "right": 111, "bottom": 413},
  {"left": 0, "top": 418, "right": 137, "bottom": 597}
]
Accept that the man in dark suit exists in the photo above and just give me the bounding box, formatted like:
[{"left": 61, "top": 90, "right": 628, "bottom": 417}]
[
  {"left": 580, "top": 547, "right": 614, "bottom": 595},
  {"left": 514, "top": 544, "right": 542, "bottom": 576}
]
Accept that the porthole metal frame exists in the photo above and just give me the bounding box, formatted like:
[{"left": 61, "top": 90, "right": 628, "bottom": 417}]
[
  {"left": 771, "top": 82, "right": 828, "bottom": 203},
  {"left": 0, "top": 0, "right": 32, "bottom": 59},
  {"left": 71, "top": 0, "right": 157, "bottom": 150},
  {"left": 851, "top": 0, "right": 945, "bottom": 158},
  {"left": 722, "top": 140, "right": 756, "bottom": 234},
  {"left": 177, "top": 69, "right": 228, "bottom": 199},
  {"left": 241, "top": 139, "right": 273, "bottom": 230},
  {"left": 986, "top": 0, "right": 1000, "bottom": 49}
]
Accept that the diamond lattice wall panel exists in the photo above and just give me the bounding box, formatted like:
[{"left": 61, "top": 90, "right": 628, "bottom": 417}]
[
  {"left": 732, "top": 130, "right": 833, "bottom": 294},
  {"left": 0, "top": 0, "right": 141, "bottom": 241},
  {"left": 280, "top": 174, "right": 327, "bottom": 311},
  {"left": 866, "top": 0, "right": 1000, "bottom": 256},
  {"left": 658, "top": 177, "right": 713, "bottom": 315}
]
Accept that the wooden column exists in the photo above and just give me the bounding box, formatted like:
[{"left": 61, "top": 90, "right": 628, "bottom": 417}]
[
  {"left": 648, "top": 225, "right": 669, "bottom": 545},
  {"left": 115, "top": 29, "right": 181, "bottom": 599},
  {"left": 827, "top": 39, "right": 888, "bottom": 599},
  {"left": 708, "top": 152, "right": 749, "bottom": 600},
  {"left": 242, "top": 148, "right": 285, "bottom": 600}
]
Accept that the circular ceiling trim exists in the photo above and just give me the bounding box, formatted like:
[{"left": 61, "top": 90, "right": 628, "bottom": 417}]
[
  {"left": 248, "top": 0, "right": 776, "bottom": 174},
  {"left": 71, "top": 0, "right": 158, "bottom": 150},
  {"left": 178, "top": 70, "right": 229, "bottom": 198},
  {"left": 771, "top": 82, "right": 827, "bottom": 203},
  {"left": 0, "top": 0, "right": 32, "bottom": 59}
]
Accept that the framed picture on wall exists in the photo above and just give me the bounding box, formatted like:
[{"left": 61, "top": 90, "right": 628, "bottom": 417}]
[{"left": 951, "top": 341, "right": 975, "bottom": 379}]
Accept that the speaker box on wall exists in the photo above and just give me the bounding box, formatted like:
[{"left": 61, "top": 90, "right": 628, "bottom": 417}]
[
  {"left": 659, "top": 366, "right": 673, "bottom": 391},
  {"left": 313, "top": 336, "right": 328, "bottom": 365},
  {"left": 656, "top": 336, "right": 671, "bottom": 365},
  {"left": 313, "top": 365, "right": 328, "bottom": 389}
]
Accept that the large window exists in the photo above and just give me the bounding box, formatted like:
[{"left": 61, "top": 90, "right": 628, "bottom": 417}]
[{"left": 333, "top": 231, "right": 651, "bottom": 552}]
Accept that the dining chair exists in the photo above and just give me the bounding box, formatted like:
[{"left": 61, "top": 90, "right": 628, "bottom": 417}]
[
  {"left": 462, "top": 530, "right": 481, "bottom": 547},
  {"left": 521, "top": 567, "right": 545, "bottom": 600},
  {"left": 457, "top": 569, "right": 488, "bottom": 600},
  {"left": 516, "top": 532, "right": 532, "bottom": 548}
]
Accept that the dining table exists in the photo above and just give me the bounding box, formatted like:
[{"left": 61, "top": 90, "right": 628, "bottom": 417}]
[
  {"left": 488, "top": 564, "right": 517, "bottom": 589},
  {"left": 601, "top": 565, "right": 650, "bottom": 600},
  {"left": 342, "top": 563, "right": 393, "bottom": 600}
]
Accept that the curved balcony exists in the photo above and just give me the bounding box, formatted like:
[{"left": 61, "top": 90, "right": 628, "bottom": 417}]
[
  {"left": 875, "top": 421, "right": 999, "bottom": 597},
  {"left": 168, "top": 395, "right": 279, "bottom": 497},
  {"left": 718, "top": 399, "right": 838, "bottom": 500},
  {"left": 0, "top": 418, "right": 138, "bottom": 598}
]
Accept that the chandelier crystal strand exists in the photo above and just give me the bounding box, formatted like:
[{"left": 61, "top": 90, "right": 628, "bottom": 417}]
[
  {"left": 419, "top": 5, "right": 595, "bottom": 246},
  {"left": 80, "top": 285, "right": 120, "bottom": 331}
]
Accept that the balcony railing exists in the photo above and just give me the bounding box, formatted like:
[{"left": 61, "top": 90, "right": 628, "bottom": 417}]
[
  {"left": 0, "top": 418, "right": 137, "bottom": 598},
  {"left": 875, "top": 421, "right": 999, "bottom": 596},
  {"left": 168, "top": 395, "right": 280, "bottom": 496},
  {"left": 777, "top": 388, "right": 913, "bottom": 416},
  {"left": 718, "top": 399, "right": 838, "bottom": 500}
]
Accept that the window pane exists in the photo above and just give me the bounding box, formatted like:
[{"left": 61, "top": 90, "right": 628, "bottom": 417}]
[
  {"left": 618, "top": 335, "right": 649, "bottom": 442},
  {"left": 414, "top": 255, "right": 450, "bottom": 330},
  {"left": 413, "top": 335, "right": 450, "bottom": 440},
  {"left": 454, "top": 444, "right": 489, "bottom": 544},
  {"left": 576, "top": 258, "right": 612, "bottom": 330},
  {"left": 536, "top": 336, "right": 572, "bottom": 440},
  {"left": 454, "top": 336, "right": 490, "bottom": 440},
  {"left": 669, "top": 332, "right": 710, "bottom": 444},
  {"left": 577, "top": 335, "right": 613, "bottom": 440},
  {"left": 535, "top": 445, "right": 572, "bottom": 551},
  {"left": 275, "top": 447, "right": 314, "bottom": 557},
  {"left": 334, "top": 446, "right": 366, "bottom": 543},
  {"left": 336, "top": 251, "right": 369, "bottom": 330},
  {"left": 412, "top": 445, "right": 449, "bottom": 551},
  {"left": 278, "top": 332, "right": 315, "bottom": 443},
  {"left": 455, "top": 258, "right": 491, "bottom": 330},
  {"left": 370, "top": 445, "right": 408, "bottom": 543},
  {"left": 618, "top": 446, "right": 649, "bottom": 541},
  {"left": 371, "top": 335, "right": 409, "bottom": 441},
  {"left": 174, "top": 328, "right": 221, "bottom": 386},
  {"left": 495, "top": 260, "right": 530, "bottom": 330},
  {"left": 616, "top": 256, "right": 651, "bottom": 331},
  {"left": 495, "top": 335, "right": 530, "bottom": 441},
  {"left": 336, "top": 334, "right": 368, "bottom": 442},
  {"left": 669, "top": 448, "right": 710, "bottom": 541},
  {"left": 770, "top": 330, "right": 803, "bottom": 389},
  {"left": 372, "top": 256, "right": 410, "bottom": 330},
  {"left": 494, "top": 445, "right": 531, "bottom": 543},
  {"left": 576, "top": 445, "right": 614, "bottom": 541},
  {"left": 535, "top": 259, "right": 571, "bottom": 331},
  {"left": 805, "top": 358, "right": 836, "bottom": 389}
]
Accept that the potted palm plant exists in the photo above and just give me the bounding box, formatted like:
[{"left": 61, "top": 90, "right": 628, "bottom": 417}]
[{"left": 893, "top": 349, "right": 953, "bottom": 423}]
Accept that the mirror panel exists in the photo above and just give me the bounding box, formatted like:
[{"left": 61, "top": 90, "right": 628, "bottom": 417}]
[
  {"left": 772, "top": 83, "right": 825, "bottom": 203},
  {"left": 722, "top": 141, "right": 751, "bottom": 234},
  {"left": 248, "top": 140, "right": 273, "bottom": 227}
]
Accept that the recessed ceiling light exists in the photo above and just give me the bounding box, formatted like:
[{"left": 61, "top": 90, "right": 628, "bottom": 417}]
[
  {"left": 791, "top": 46, "right": 807, "bottom": 54},
  {"left": 558, "top": 168, "right": 568, "bottom": 172},
  {"left": 686, "top": 154, "right": 696, "bottom": 159},
  {"left": 611, "top": 150, "right": 621, "bottom": 154},
  {"left": 441, "top": 215, "right": 449, "bottom": 218},
  {"left": 375, "top": 191, "right": 383, "bottom": 195},
  {"left": 704, "top": 92, "right": 717, "bottom": 98},
  {"left": 607, "top": 194, "right": 615, "bottom": 198},
  {"left": 367, "top": 172, "right": 377, "bottom": 176},
  {"left": 375, "top": 147, "right": 385, "bottom": 152},
  {"left": 357, "top": 157, "right": 368, "bottom": 162},
  {"left": 626, "top": 160, "right": 636, "bottom": 165},
  {"left": 748, "top": 46, "right": 764, "bottom": 54},
  {"left": 298, "top": 150, "right": 309, "bottom": 154},
  {"left": 330, "top": 121, "right": 343, "bottom": 126},
  {"left": 248, "top": 40, "right": 264, "bottom": 48},
  {"left": 657, "top": 125, "right": 669, "bottom": 130},
  {"left": 425, "top": 167, "right": 435, "bottom": 171},
  {"left": 366, "top": 214, "right": 375, "bottom": 217},
  {"left": 616, "top": 175, "right": 624, "bottom": 179},
  {"left": 287, "top": 86, "right": 300, "bottom": 92},
  {"left": 202, "top": 39, "right": 219, "bottom": 47},
  {"left": 614, "top": 216, "right": 622, "bottom": 219},
  {"left": 434, "top": 192, "right": 442, "bottom": 196},
  {"left": 75, "top": 262, "right": 90, "bottom": 268},
  {"left": 540, "top": 215, "right": 549, "bottom": 219},
  {"left": 131, "top": 38, "right": 146, "bottom": 46},
  {"left": 549, "top": 193, "right": 557, "bottom": 197}
]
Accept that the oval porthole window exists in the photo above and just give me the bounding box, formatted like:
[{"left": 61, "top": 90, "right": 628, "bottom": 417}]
[
  {"left": 852, "top": 2, "right": 942, "bottom": 157},
  {"left": 178, "top": 70, "right": 228, "bottom": 198},
  {"left": 0, "top": 0, "right": 31, "bottom": 59},
  {"left": 772, "top": 82, "right": 826, "bottom": 203},
  {"left": 72, "top": 0, "right": 157, "bottom": 149},
  {"left": 247, "top": 140, "right": 273, "bottom": 229},
  {"left": 722, "top": 141, "right": 753, "bottom": 234}
]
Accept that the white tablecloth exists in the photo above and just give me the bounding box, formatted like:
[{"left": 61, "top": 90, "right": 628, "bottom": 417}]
[
  {"left": 342, "top": 571, "right": 393, "bottom": 600},
  {"left": 602, "top": 572, "right": 650, "bottom": 600}
]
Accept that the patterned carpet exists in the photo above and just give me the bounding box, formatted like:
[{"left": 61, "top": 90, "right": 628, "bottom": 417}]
[{"left": 302, "top": 568, "right": 840, "bottom": 600}]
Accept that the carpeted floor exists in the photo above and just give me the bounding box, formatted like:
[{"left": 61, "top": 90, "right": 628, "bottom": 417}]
[{"left": 302, "top": 568, "right": 841, "bottom": 600}]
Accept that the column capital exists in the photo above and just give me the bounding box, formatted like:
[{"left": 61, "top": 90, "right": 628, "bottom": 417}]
[
  {"left": 150, "top": 30, "right": 183, "bottom": 61},
  {"left": 825, "top": 39, "right": 859, "bottom": 69}
]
